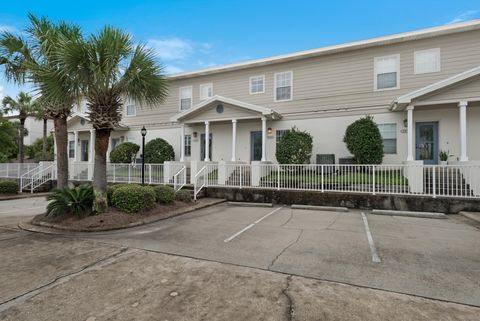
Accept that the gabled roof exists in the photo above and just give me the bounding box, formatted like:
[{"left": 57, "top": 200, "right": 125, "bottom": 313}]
[
  {"left": 168, "top": 20, "right": 480, "bottom": 80},
  {"left": 170, "top": 95, "right": 281, "bottom": 122},
  {"left": 391, "top": 66, "right": 480, "bottom": 110}
]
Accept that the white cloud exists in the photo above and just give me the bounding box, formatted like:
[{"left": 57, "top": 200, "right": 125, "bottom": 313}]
[
  {"left": 0, "top": 24, "right": 18, "bottom": 33},
  {"left": 447, "top": 10, "right": 479, "bottom": 24},
  {"left": 0, "top": 85, "right": 4, "bottom": 101},
  {"left": 163, "top": 65, "right": 184, "bottom": 75},
  {"left": 147, "top": 37, "right": 194, "bottom": 61}
]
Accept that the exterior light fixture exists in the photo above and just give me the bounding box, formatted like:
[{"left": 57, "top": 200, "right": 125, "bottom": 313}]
[
  {"left": 403, "top": 119, "right": 408, "bottom": 128},
  {"left": 267, "top": 127, "right": 273, "bottom": 136},
  {"left": 193, "top": 131, "right": 198, "bottom": 138}
]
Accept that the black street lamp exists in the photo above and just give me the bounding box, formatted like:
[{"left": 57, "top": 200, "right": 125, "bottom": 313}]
[{"left": 141, "top": 126, "right": 147, "bottom": 185}]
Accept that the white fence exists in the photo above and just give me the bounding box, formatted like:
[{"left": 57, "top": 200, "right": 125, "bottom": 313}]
[{"left": 0, "top": 163, "right": 40, "bottom": 179}]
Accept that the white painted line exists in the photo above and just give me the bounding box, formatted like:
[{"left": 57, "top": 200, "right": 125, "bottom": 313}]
[
  {"left": 361, "top": 212, "right": 381, "bottom": 263},
  {"left": 224, "top": 207, "right": 284, "bottom": 243}
]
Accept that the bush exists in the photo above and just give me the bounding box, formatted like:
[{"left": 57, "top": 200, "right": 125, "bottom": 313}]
[
  {"left": 0, "top": 180, "right": 19, "bottom": 194},
  {"left": 276, "top": 127, "right": 313, "bottom": 164},
  {"left": 110, "top": 142, "right": 140, "bottom": 163},
  {"left": 343, "top": 116, "right": 384, "bottom": 164},
  {"left": 46, "top": 185, "right": 94, "bottom": 217},
  {"left": 175, "top": 189, "right": 192, "bottom": 203},
  {"left": 111, "top": 184, "right": 156, "bottom": 213},
  {"left": 153, "top": 185, "right": 175, "bottom": 204},
  {"left": 26, "top": 135, "right": 55, "bottom": 161},
  {"left": 144, "top": 138, "right": 174, "bottom": 164},
  {"left": 106, "top": 184, "right": 129, "bottom": 206},
  {"left": 0, "top": 153, "right": 8, "bottom": 163}
]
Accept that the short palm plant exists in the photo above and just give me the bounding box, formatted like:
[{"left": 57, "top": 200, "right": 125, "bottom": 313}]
[{"left": 46, "top": 185, "right": 94, "bottom": 217}]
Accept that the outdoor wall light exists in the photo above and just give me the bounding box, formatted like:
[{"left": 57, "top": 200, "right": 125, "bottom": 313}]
[
  {"left": 267, "top": 127, "right": 273, "bottom": 136},
  {"left": 193, "top": 131, "right": 198, "bottom": 138},
  {"left": 403, "top": 119, "right": 408, "bottom": 128}
]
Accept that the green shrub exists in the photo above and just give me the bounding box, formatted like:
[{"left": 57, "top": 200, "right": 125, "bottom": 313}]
[
  {"left": 107, "top": 184, "right": 129, "bottom": 206},
  {"left": 175, "top": 189, "right": 192, "bottom": 202},
  {"left": 46, "top": 185, "right": 94, "bottom": 217},
  {"left": 153, "top": 185, "right": 175, "bottom": 204},
  {"left": 109, "top": 142, "right": 140, "bottom": 163},
  {"left": 112, "top": 184, "right": 156, "bottom": 213},
  {"left": 144, "top": 138, "right": 175, "bottom": 164},
  {"left": 343, "top": 116, "right": 384, "bottom": 164},
  {"left": 276, "top": 127, "right": 313, "bottom": 164},
  {"left": 0, "top": 153, "right": 7, "bottom": 163},
  {"left": 0, "top": 180, "right": 19, "bottom": 194}
]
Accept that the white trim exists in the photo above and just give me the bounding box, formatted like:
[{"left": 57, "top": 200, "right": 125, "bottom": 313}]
[
  {"left": 249, "top": 75, "right": 265, "bottom": 94},
  {"left": 374, "top": 54, "right": 400, "bottom": 91},
  {"left": 179, "top": 86, "right": 193, "bottom": 111},
  {"left": 125, "top": 101, "right": 136, "bottom": 117},
  {"left": 199, "top": 83, "right": 213, "bottom": 100},
  {"left": 168, "top": 20, "right": 480, "bottom": 80},
  {"left": 414, "top": 48, "right": 441, "bottom": 74},
  {"left": 274, "top": 70, "right": 293, "bottom": 102}
]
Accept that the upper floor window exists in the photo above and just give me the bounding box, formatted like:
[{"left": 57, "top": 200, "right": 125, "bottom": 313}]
[
  {"left": 125, "top": 98, "right": 136, "bottom": 116},
  {"left": 377, "top": 123, "right": 397, "bottom": 154},
  {"left": 199, "top": 83, "right": 213, "bottom": 100},
  {"left": 415, "top": 48, "right": 440, "bottom": 74},
  {"left": 250, "top": 75, "right": 265, "bottom": 94},
  {"left": 275, "top": 71, "right": 293, "bottom": 101},
  {"left": 180, "top": 86, "right": 192, "bottom": 111},
  {"left": 374, "top": 54, "right": 400, "bottom": 90}
]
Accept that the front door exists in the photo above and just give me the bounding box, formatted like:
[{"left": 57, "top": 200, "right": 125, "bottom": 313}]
[
  {"left": 80, "top": 140, "right": 89, "bottom": 162},
  {"left": 415, "top": 122, "right": 439, "bottom": 165},
  {"left": 250, "top": 131, "right": 262, "bottom": 161},
  {"left": 200, "top": 133, "right": 212, "bottom": 161}
]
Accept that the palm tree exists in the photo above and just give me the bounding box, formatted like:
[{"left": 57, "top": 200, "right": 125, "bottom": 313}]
[
  {"left": 50, "top": 27, "right": 168, "bottom": 213},
  {"left": 1, "top": 92, "right": 39, "bottom": 163},
  {"left": 32, "top": 102, "right": 50, "bottom": 159},
  {"left": 0, "top": 14, "right": 82, "bottom": 187}
]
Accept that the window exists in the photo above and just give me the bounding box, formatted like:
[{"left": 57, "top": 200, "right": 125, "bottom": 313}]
[
  {"left": 179, "top": 86, "right": 192, "bottom": 110},
  {"left": 377, "top": 123, "right": 397, "bottom": 154},
  {"left": 111, "top": 138, "right": 121, "bottom": 149},
  {"left": 276, "top": 129, "right": 289, "bottom": 144},
  {"left": 374, "top": 55, "right": 400, "bottom": 90},
  {"left": 125, "top": 98, "right": 136, "bottom": 116},
  {"left": 68, "top": 141, "right": 75, "bottom": 158},
  {"left": 415, "top": 48, "right": 440, "bottom": 74},
  {"left": 249, "top": 75, "right": 265, "bottom": 94},
  {"left": 184, "top": 134, "right": 191, "bottom": 157},
  {"left": 199, "top": 83, "right": 213, "bottom": 100},
  {"left": 275, "top": 71, "right": 293, "bottom": 101}
]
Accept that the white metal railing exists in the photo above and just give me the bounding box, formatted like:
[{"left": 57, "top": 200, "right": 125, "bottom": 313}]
[
  {"left": 20, "top": 163, "right": 55, "bottom": 193},
  {"left": 173, "top": 165, "right": 187, "bottom": 192},
  {"left": 0, "top": 163, "right": 39, "bottom": 179},
  {"left": 193, "top": 166, "right": 206, "bottom": 201}
]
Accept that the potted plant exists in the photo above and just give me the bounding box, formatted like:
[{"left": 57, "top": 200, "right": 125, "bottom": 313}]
[{"left": 439, "top": 150, "right": 449, "bottom": 166}]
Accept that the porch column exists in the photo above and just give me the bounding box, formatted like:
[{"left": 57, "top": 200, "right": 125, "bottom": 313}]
[
  {"left": 261, "top": 117, "right": 267, "bottom": 162},
  {"left": 204, "top": 121, "right": 210, "bottom": 162},
  {"left": 406, "top": 105, "right": 414, "bottom": 161},
  {"left": 459, "top": 101, "right": 469, "bottom": 162},
  {"left": 73, "top": 130, "right": 79, "bottom": 161},
  {"left": 231, "top": 119, "right": 237, "bottom": 161},
  {"left": 89, "top": 129, "right": 95, "bottom": 163},
  {"left": 180, "top": 124, "right": 185, "bottom": 162}
]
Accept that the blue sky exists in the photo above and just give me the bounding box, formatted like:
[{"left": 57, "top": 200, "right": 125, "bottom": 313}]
[{"left": 0, "top": 0, "right": 479, "bottom": 99}]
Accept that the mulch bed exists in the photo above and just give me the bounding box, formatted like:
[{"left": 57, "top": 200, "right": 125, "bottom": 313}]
[{"left": 31, "top": 201, "right": 193, "bottom": 231}]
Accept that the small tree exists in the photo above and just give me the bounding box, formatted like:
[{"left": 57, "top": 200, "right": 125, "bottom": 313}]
[
  {"left": 110, "top": 142, "right": 140, "bottom": 163},
  {"left": 276, "top": 127, "right": 313, "bottom": 164},
  {"left": 343, "top": 116, "right": 384, "bottom": 164},
  {"left": 144, "top": 138, "right": 175, "bottom": 164}
]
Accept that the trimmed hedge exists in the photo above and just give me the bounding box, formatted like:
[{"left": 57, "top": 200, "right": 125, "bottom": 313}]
[
  {"left": 276, "top": 127, "right": 313, "bottom": 164},
  {"left": 0, "top": 180, "right": 19, "bottom": 194},
  {"left": 107, "top": 184, "right": 129, "bottom": 206},
  {"left": 144, "top": 138, "right": 175, "bottom": 164},
  {"left": 109, "top": 142, "right": 140, "bottom": 164},
  {"left": 343, "top": 116, "right": 384, "bottom": 164},
  {"left": 153, "top": 185, "right": 175, "bottom": 204},
  {"left": 111, "top": 184, "right": 156, "bottom": 213},
  {"left": 175, "top": 189, "right": 192, "bottom": 202}
]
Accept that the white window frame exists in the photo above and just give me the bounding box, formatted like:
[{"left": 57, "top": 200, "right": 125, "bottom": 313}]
[
  {"left": 179, "top": 86, "right": 193, "bottom": 111},
  {"left": 249, "top": 75, "right": 265, "bottom": 94},
  {"left": 68, "top": 141, "right": 75, "bottom": 159},
  {"left": 274, "top": 71, "right": 293, "bottom": 102},
  {"left": 414, "top": 48, "right": 441, "bottom": 75},
  {"left": 125, "top": 98, "right": 136, "bottom": 117},
  {"left": 199, "top": 83, "right": 213, "bottom": 101},
  {"left": 377, "top": 123, "right": 397, "bottom": 154},
  {"left": 374, "top": 54, "right": 400, "bottom": 91},
  {"left": 184, "top": 134, "right": 191, "bottom": 157}
]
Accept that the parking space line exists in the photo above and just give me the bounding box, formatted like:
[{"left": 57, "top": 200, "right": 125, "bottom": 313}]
[
  {"left": 361, "top": 212, "right": 381, "bottom": 263},
  {"left": 224, "top": 207, "right": 284, "bottom": 243}
]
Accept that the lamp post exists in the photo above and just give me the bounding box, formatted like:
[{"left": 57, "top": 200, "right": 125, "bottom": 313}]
[{"left": 141, "top": 126, "right": 147, "bottom": 185}]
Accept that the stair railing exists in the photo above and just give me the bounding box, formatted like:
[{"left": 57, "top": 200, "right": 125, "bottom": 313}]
[
  {"left": 173, "top": 165, "right": 187, "bottom": 192},
  {"left": 193, "top": 166, "right": 206, "bottom": 201},
  {"left": 19, "top": 165, "right": 41, "bottom": 193}
]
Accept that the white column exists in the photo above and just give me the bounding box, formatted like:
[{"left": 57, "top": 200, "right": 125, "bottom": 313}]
[
  {"left": 180, "top": 124, "right": 185, "bottom": 162},
  {"left": 459, "top": 101, "right": 469, "bottom": 162},
  {"left": 73, "top": 131, "right": 78, "bottom": 161},
  {"left": 231, "top": 119, "right": 237, "bottom": 161},
  {"left": 89, "top": 129, "right": 95, "bottom": 162},
  {"left": 406, "top": 105, "right": 414, "bottom": 161},
  {"left": 204, "top": 121, "right": 210, "bottom": 162},
  {"left": 261, "top": 117, "right": 267, "bottom": 162}
]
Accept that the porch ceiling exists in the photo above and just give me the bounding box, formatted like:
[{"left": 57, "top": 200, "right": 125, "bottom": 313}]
[{"left": 67, "top": 113, "right": 129, "bottom": 132}]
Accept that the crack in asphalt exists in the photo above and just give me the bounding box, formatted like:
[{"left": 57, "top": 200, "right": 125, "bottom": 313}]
[
  {"left": 282, "top": 275, "right": 295, "bottom": 321},
  {"left": 268, "top": 229, "right": 304, "bottom": 270},
  {"left": 281, "top": 208, "right": 294, "bottom": 227},
  {"left": 325, "top": 212, "right": 343, "bottom": 230},
  {"left": 0, "top": 247, "right": 131, "bottom": 313}
]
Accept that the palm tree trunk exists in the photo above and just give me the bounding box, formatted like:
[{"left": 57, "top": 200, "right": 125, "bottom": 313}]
[
  {"left": 19, "top": 118, "right": 25, "bottom": 164},
  {"left": 42, "top": 118, "right": 47, "bottom": 157},
  {"left": 92, "top": 128, "right": 110, "bottom": 214},
  {"left": 54, "top": 117, "right": 69, "bottom": 188}
]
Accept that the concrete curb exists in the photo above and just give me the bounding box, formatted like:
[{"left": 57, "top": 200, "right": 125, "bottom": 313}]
[
  {"left": 459, "top": 211, "right": 480, "bottom": 223},
  {"left": 20, "top": 198, "right": 226, "bottom": 234},
  {"left": 0, "top": 192, "right": 51, "bottom": 201},
  {"left": 291, "top": 204, "right": 348, "bottom": 212},
  {"left": 227, "top": 202, "right": 273, "bottom": 208},
  {"left": 371, "top": 209, "right": 447, "bottom": 219}
]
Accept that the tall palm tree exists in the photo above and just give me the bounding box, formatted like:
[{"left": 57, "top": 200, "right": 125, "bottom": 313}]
[
  {"left": 0, "top": 14, "right": 82, "bottom": 187},
  {"left": 32, "top": 101, "right": 50, "bottom": 159},
  {"left": 50, "top": 27, "right": 168, "bottom": 213},
  {"left": 1, "top": 92, "right": 39, "bottom": 163}
]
